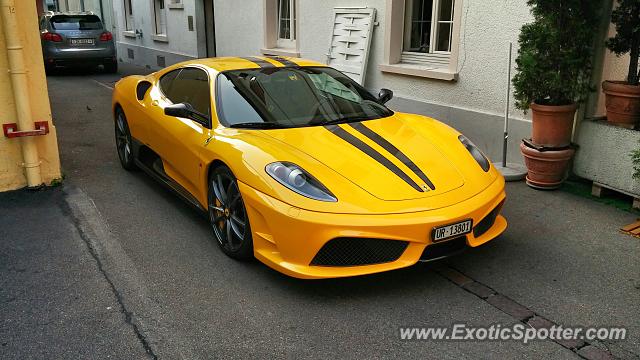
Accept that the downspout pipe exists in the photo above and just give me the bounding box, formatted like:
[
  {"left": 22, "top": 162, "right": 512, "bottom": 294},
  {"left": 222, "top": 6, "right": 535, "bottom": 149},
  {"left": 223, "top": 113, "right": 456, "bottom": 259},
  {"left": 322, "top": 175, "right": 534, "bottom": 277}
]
[{"left": 1, "top": 0, "right": 43, "bottom": 188}]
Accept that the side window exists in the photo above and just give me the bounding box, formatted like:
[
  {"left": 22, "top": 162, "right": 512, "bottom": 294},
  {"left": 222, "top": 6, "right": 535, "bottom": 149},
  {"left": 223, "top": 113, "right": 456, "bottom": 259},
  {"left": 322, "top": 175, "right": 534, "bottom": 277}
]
[
  {"left": 216, "top": 73, "right": 264, "bottom": 126},
  {"left": 168, "top": 68, "right": 211, "bottom": 116},
  {"left": 159, "top": 69, "right": 180, "bottom": 101}
]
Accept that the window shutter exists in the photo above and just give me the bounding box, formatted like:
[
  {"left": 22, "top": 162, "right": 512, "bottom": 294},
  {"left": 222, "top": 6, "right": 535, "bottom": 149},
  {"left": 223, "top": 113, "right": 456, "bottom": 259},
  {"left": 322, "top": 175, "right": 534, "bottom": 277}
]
[{"left": 326, "top": 7, "right": 376, "bottom": 85}]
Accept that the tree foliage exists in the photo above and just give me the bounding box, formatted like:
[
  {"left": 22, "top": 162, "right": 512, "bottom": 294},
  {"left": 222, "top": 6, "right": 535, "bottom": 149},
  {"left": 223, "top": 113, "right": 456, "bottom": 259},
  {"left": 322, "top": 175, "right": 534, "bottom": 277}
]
[
  {"left": 606, "top": 0, "right": 640, "bottom": 85},
  {"left": 512, "top": 0, "right": 603, "bottom": 111}
]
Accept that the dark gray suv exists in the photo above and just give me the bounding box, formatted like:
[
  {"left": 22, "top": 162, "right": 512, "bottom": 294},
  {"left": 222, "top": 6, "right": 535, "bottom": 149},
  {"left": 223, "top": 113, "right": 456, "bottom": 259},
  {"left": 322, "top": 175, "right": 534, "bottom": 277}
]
[{"left": 40, "top": 12, "right": 117, "bottom": 73}]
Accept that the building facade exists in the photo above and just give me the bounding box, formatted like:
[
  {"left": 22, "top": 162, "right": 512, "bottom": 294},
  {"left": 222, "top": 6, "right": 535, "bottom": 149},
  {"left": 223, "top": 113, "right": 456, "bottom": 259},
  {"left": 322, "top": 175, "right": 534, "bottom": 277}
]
[{"left": 112, "top": 0, "right": 213, "bottom": 70}]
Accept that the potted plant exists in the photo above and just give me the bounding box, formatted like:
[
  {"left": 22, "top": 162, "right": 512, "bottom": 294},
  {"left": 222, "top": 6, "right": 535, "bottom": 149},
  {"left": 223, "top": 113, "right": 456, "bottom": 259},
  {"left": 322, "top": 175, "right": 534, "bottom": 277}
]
[
  {"left": 512, "top": 0, "right": 602, "bottom": 189},
  {"left": 603, "top": 0, "right": 640, "bottom": 128}
]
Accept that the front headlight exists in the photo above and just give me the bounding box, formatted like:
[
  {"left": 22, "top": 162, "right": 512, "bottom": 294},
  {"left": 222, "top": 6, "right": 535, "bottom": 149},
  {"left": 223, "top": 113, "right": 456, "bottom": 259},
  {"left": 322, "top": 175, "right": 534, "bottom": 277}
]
[
  {"left": 266, "top": 162, "right": 337, "bottom": 202},
  {"left": 459, "top": 135, "right": 490, "bottom": 172}
]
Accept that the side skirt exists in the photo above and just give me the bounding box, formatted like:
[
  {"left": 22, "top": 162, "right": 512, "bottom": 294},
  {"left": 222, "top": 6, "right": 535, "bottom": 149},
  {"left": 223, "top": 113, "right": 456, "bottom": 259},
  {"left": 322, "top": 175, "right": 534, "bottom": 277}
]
[{"left": 131, "top": 139, "right": 207, "bottom": 217}]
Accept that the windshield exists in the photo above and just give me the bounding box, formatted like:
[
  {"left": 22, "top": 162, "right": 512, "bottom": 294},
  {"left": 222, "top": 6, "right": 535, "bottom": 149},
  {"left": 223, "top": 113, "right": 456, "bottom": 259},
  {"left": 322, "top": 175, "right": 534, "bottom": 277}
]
[
  {"left": 216, "top": 67, "right": 393, "bottom": 128},
  {"left": 50, "top": 15, "right": 103, "bottom": 30}
]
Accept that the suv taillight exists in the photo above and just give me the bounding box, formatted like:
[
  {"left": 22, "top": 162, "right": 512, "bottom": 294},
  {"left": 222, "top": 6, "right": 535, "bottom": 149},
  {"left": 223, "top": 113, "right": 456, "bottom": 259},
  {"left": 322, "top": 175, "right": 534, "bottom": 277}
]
[
  {"left": 42, "top": 32, "right": 63, "bottom": 42},
  {"left": 99, "top": 32, "right": 113, "bottom": 41}
]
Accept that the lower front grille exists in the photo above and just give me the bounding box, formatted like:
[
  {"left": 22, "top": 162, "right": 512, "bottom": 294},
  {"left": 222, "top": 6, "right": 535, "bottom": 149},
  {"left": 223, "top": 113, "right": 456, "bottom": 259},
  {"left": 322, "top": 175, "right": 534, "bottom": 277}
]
[
  {"left": 420, "top": 236, "right": 468, "bottom": 262},
  {"left": 473, "top": 202, "right": 504, "bottom": 238},
  {"left": 311, "top": 238, "right": 409, "bottom": 267}
]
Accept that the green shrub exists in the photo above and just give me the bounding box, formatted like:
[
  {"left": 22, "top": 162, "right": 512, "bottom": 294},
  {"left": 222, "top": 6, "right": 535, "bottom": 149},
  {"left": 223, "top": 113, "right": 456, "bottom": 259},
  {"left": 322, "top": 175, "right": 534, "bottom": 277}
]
[
  {"left": 512, "top": 0, "right": 603, "bottom": 111},
  {"left": 606, "top": 0, "right": 640, "bottom": 86}
]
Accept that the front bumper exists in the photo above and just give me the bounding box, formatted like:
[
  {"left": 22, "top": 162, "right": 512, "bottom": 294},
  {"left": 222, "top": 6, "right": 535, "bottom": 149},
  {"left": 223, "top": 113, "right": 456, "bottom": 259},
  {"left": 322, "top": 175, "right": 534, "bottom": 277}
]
[{"left": 240, "top": 177, "right": 507, "bottom": 279}]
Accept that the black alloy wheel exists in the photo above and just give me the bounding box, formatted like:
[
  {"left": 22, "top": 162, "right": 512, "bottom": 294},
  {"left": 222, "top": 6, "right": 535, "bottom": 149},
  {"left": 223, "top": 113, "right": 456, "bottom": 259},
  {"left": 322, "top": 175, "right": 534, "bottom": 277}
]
[
  {"left": 115, "top": 108, "right": 137, "bottom": 171},
  {"left": 208, "top": 165, "right": 253, "bottom": 260}
]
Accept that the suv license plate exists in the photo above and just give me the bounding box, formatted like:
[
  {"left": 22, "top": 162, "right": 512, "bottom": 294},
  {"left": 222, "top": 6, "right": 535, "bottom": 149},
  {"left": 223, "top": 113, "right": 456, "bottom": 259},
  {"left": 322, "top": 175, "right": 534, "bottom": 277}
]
[
  {"left": 432, "top": 220, "right": 473, "bottom": 242},
  {"left": 70, "top": 39, "right": 94, "bottom": 45}
]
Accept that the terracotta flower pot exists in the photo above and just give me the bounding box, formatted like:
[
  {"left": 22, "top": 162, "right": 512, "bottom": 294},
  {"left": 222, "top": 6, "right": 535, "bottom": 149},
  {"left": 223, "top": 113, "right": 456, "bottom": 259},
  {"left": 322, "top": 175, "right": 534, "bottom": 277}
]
[
  {"left": 520, "top": 142, "right": 575, "bottom": 190},
  {"left": 602, "top": 80, "right": 640, "bottom": 128},
  {"left": 530, "top": 102, "right": 577, "bottom": 148}
]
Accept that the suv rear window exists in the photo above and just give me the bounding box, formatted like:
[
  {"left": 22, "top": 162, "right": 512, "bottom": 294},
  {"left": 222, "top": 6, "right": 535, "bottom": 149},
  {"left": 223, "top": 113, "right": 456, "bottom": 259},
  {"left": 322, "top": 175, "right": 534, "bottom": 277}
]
[{"left": 50, "top": 15, "right": 103, "bottom": 30}]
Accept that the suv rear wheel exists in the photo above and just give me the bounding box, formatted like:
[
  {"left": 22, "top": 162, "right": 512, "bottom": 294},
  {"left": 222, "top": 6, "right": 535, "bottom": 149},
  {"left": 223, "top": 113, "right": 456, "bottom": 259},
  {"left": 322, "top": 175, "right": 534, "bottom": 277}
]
[{"left": 104, "top": 61, "right": 118, "bottom": 74}]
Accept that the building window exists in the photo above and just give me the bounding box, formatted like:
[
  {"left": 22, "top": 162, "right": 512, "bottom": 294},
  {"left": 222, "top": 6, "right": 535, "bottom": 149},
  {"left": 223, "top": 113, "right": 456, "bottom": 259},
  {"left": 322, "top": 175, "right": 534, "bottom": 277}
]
[
  {"left": 123, "top": 0, "right": 133, "bottom": 31},
  {"left": 404, "top": 0, "right": 454, "bottom": 54},
  {"left": 153, "top": 0, "right": 167, "bottom": 36},
  {"left": 379, "top": 0, "right": 462, "bottom": 81},
  {"left": 261, "top": 0, "right": 299, "bottom": 57},
  {"left": 277, "top": 0, "right": 296, "bottom": 48}
]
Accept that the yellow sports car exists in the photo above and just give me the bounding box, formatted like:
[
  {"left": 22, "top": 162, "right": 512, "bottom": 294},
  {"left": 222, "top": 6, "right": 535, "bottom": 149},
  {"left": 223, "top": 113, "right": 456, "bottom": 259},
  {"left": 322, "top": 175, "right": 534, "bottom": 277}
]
[{"left": 112, "top": 56, "right": 507, "bottom": 279}]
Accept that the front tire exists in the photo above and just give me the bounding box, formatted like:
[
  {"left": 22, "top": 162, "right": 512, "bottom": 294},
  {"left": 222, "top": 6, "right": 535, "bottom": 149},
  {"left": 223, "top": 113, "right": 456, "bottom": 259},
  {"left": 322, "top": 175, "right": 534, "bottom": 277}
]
[
  {"left": 115, "top": 108, "right": 137, "bottom": 171},
  {"left": 208, "top": 165, "right": 253, "bottom": 260}
]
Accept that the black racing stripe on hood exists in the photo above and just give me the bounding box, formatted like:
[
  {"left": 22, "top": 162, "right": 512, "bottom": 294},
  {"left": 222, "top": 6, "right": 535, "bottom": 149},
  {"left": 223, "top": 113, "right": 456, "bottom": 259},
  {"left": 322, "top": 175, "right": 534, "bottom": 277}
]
[
  {"left": 324, "top": 125, "right": 425, "bottom": 193},
  {"left": 348, "top": 122, "right": 436, "bottom": 190},
  {"left": 240, "top": 57, "right": 275, "bottom": 68},
  {"left": 265, "top": 56, "right": 298, "bottom": 67}
]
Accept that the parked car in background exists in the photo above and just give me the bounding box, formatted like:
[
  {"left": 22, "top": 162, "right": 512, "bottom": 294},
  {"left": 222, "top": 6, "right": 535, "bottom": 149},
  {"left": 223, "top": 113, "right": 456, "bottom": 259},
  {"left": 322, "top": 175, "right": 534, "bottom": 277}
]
[{"left": 39, "top": 11, "right": 117, "bottom": 73}]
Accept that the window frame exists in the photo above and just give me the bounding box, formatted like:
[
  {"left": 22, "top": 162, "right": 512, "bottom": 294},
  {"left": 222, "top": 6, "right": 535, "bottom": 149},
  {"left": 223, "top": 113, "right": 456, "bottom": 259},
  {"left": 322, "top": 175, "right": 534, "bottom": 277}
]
[
  {"left": 380, "top": 0, "right": 463, "bottom": 81},
  {"left": 123, "top": 0, "right": 134, "bottom": 31},
  {"left": 158, "top": 67, "right": 213, "bottom": 129},
  {"left": 261, "top": 0, "right": 300, "bottom": 57},
  {"left": 152, "top": 0, "right": 168, "bottom": 39},
  {"left": 276, "top": 0, "right": 296, "bottom": 48}
]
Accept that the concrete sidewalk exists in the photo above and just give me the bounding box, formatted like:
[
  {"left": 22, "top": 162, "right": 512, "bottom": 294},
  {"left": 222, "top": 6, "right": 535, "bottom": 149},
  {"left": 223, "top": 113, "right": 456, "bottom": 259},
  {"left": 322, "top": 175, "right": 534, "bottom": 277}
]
[{"left": 0, "top": 188, "right": 149, "bottom": 359}]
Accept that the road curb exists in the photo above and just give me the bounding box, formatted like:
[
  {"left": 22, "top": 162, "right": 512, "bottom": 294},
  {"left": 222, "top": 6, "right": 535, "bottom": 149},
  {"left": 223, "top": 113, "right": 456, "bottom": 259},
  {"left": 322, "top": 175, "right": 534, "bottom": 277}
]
[{"left": 61, "top": 185, "right": 195, "bottom": 360}]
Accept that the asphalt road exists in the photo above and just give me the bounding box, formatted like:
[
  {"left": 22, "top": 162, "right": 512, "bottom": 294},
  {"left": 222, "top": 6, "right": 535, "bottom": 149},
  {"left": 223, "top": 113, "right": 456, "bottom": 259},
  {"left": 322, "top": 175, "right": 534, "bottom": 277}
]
[{"left": 42, "top": 64, "right": 640, "bottom": 359}]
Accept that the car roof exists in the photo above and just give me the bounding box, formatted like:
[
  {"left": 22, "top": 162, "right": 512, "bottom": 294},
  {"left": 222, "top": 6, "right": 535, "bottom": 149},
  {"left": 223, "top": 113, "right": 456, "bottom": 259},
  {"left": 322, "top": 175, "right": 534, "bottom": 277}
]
[
  {"left": 44, "top": 11, "right": 99, "bottom": 18},
  {"left": 167, "top": 56, "right": 327, "bottom": 73}
]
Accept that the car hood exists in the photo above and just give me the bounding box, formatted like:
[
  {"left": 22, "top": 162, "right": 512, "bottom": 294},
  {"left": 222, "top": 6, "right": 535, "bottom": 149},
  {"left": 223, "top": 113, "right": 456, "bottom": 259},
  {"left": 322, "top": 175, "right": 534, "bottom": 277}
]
[{"left": 258, "top": 113, "right": 466, "bottom": 201}]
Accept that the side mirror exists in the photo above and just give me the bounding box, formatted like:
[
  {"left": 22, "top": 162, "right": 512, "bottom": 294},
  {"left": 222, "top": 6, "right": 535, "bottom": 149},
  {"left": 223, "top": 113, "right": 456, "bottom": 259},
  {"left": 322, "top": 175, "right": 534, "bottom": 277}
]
[
  {"left": 164, "top": 103, "right": 209, "bottom": 126},
  {"left": 378, "top": 88, "right": 394, "bottom": 104},
  {"left": 165, "top": 102, "right": 194, "bottom": 118}
]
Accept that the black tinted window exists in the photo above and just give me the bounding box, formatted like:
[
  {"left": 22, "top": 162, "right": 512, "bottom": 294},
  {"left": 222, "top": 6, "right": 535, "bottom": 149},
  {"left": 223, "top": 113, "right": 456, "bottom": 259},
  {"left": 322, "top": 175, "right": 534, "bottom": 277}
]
[
  {"left": 216, "top": 67, "right": 392, "bottom": 128},
  {"left": 159, "top": 69, "right": 180, "bottom": 98},
  {"left": 50, "top": 15, "right": 103, "bottom": 30},
  {"left": 216, "top": 74, "right": 263, "bottom": 125},
  {"left": 165, "top": 68, "right": 211, "bottom": 116}
]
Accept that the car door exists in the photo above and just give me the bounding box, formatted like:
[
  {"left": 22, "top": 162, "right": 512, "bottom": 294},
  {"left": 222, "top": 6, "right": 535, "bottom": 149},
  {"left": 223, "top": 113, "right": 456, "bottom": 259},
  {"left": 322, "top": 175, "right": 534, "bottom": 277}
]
[{"left": 149, "top": 67, "right": 213, "bottom": 198}]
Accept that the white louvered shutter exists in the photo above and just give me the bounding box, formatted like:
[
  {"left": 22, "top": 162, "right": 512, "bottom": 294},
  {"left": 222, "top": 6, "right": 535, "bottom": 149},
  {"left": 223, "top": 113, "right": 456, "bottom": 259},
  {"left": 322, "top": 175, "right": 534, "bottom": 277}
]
[{"left": 326, "top": 7, "right": 376, "bottom": 86}]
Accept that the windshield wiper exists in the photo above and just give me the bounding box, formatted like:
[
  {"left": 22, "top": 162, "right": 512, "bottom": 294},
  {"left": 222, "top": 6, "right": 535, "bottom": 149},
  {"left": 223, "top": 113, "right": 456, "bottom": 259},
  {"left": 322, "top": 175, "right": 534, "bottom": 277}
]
[
  {"left": 318, "top": 116, "right": 372, "bottom": 126},
  {"left": 229, "top": 122, "right": 291, "bottom": 129}
]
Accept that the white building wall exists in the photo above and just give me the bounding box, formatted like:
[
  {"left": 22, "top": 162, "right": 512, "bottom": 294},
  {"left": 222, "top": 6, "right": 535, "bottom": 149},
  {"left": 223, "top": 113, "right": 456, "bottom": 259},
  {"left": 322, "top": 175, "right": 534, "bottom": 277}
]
[
  {"left": 214, "top": 0, "right": 263, "bottom": 56},
  {"left": 213, "top": 0, "right": 533, "bottom": 164},
  {"left": 112, "top": 0, "right": 203, "bottom": 69}
]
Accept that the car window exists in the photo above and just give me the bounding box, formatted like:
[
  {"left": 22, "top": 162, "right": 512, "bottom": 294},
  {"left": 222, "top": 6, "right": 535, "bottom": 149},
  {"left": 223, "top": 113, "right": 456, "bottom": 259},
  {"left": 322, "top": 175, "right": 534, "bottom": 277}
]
[
  {"left": 308, "top": 72, "right": 361, "bottom": 103},
  {"left": 216, "top": 74, "right": 264, "bottom": 125},
  {"left": 216, "top": 67, "right": 392, "bottom": 128},
  {"left": 165, "top": 68, "right": 211, "bottom": 116},
  {"left": 50, "top": 15, "right": 103, "bottom": 30},
  {"left": 159, "top": 69, "right": 180, "bottom": 99}
]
